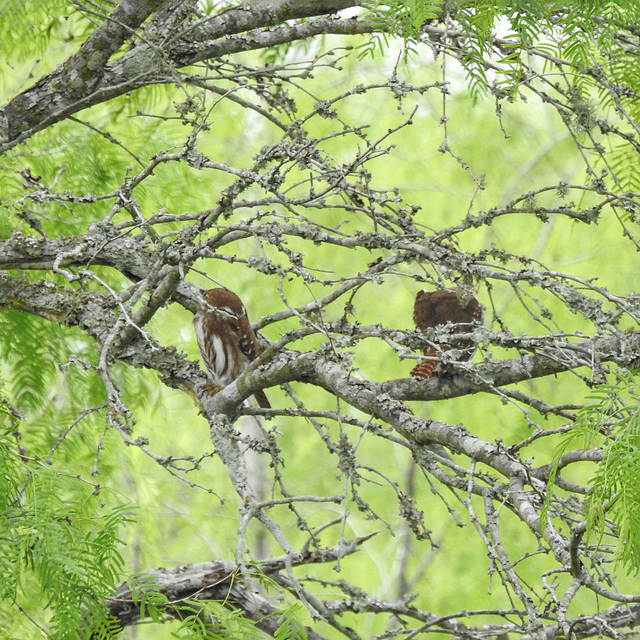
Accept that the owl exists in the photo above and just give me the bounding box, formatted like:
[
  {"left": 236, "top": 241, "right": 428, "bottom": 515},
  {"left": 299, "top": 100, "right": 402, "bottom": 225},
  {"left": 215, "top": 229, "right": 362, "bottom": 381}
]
[
  {"left": 411, "top": 287, "right": 483, "bottom": 379},
  {"left": 194, "top": 288, "right": 270, "bottom": 408}
]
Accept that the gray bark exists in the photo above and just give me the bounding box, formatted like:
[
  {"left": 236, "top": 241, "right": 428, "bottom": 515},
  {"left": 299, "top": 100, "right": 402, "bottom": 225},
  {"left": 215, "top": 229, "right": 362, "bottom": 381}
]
[{"left": 0, "top": 0, "right": 363, "bottom": 154}]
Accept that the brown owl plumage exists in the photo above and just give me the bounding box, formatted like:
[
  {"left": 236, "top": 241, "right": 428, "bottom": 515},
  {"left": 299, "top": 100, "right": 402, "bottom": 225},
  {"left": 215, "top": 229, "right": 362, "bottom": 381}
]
[
  {"left": 194, "top": 288, "right": 270, "bottom": 408},
  {"left": 410, "top": 287, "right": 483, "bottom": 379}
]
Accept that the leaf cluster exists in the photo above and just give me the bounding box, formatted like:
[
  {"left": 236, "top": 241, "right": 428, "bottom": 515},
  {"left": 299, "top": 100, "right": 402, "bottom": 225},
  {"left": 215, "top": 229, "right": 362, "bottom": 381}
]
[
  {"left": 546, "top": 370, "right": 640, "bottom": 573},
  {"left": 581, "top": 372, "right": 640, "bottom": 572},
  {"left": 0, "top": 422, "right": 135, "bottom": 637},
  {"left": 371, "top": 0, "right": 640, "bottom": 98}
]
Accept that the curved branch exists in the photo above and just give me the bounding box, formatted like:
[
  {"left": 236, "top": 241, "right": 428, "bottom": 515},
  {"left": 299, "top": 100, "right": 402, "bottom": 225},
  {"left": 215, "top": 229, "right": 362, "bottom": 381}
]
[
  {"left": 101, "top": 532, "right": 373, "bottom": 639},
  {"left": 0, "top": 0, "right": 172, "bottom": 152},
  {"left": 0, "top": 0, "right": 363, "bottom": 153}
]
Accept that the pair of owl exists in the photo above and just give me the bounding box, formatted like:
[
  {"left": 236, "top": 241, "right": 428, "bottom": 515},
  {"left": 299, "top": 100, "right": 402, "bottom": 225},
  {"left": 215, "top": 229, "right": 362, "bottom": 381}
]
[{"left": 194, "top": 287, "right": 484, "bottom": 408}]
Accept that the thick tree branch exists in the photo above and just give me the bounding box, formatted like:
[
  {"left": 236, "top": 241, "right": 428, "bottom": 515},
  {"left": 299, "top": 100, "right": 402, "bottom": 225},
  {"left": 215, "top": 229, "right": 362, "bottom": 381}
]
[
  {"left": 0, "top": 0, "right": 362, "bottom": 154},
  {"left": 0, "top": 0, "right": 170, "bottom": 151},
  {"left": 97, "top": 534, "right": 373, "bottom": 638},
  {"left": 3, "top": 261, "right": 640, "bottom": 407}
]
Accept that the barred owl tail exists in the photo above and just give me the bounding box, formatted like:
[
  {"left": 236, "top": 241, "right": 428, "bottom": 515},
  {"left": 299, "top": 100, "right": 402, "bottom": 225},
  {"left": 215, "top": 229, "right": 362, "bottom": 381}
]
[{"left": 410, "top": 347, "right": 438, "bottom": 379}]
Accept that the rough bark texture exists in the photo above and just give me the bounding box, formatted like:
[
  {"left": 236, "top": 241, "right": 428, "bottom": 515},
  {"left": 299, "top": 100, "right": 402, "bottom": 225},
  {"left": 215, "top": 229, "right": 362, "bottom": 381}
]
[
  {"left": 98, "top": 538, "right": 372, "bottom": 639},
  {"left": 0, "top": 0, "right": 362, "bottom": 153}
]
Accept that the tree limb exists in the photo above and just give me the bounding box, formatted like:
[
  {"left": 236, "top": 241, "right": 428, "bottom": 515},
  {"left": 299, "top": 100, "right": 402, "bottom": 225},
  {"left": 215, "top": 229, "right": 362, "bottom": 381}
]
[{"left": 0, "top": 0, "right": 362, "bottom": 153}]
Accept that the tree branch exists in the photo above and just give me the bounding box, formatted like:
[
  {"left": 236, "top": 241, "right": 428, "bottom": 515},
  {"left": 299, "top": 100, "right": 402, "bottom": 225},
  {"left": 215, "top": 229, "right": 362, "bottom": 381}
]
[
  {"left": 0, "top": 0, "right": 363, "bottom": 153},
  {"left": 0, "top": 0, "right": 171, "bottom": 151},
  {"left": 98, "top": 534, "right": 373, "bottom": 638}
]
